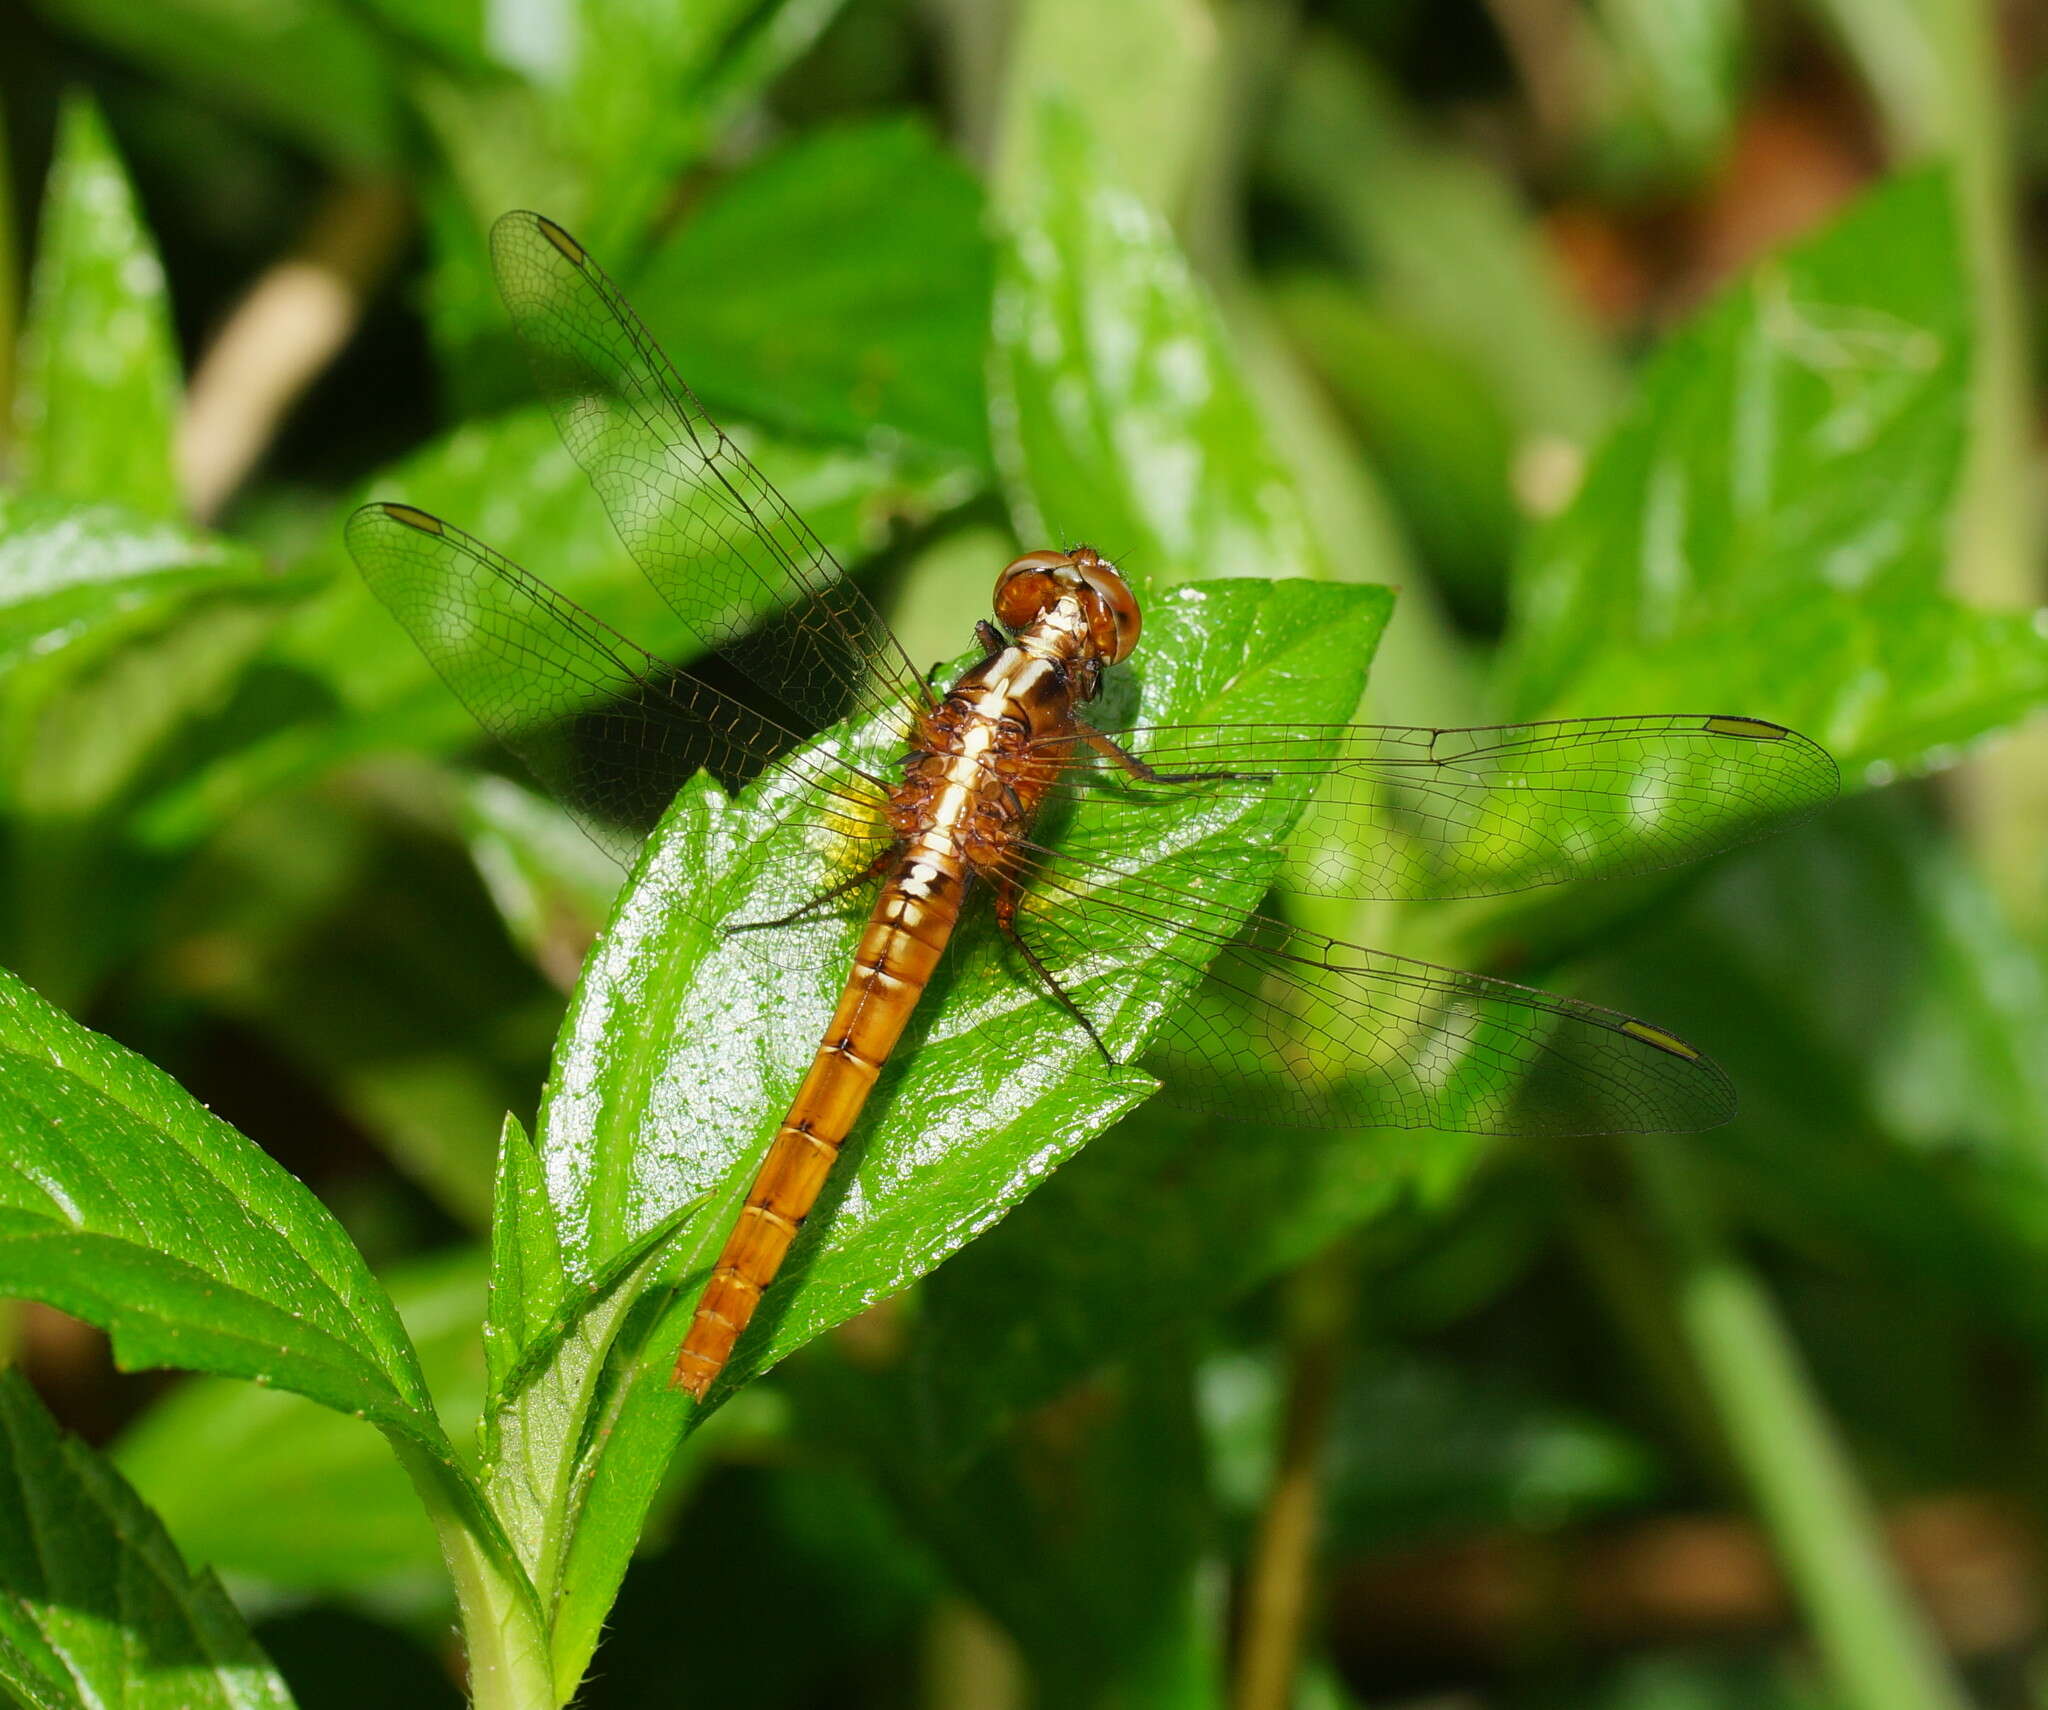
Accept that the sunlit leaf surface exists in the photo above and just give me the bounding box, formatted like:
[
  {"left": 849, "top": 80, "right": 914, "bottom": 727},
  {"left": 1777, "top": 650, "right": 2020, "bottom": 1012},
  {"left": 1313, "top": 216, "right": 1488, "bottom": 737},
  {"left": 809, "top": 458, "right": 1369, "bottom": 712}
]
[
  {"left": 0, "top": 967, "right": 442, "bottom": 1452},
  {"left": 12, "top": 96, "right": 182, "bottom": 518},
  {"left": 117, "top": 1252, "right": 488, "bottom": 1595},
  {"left": 991, "top": 96, "right": 1328, "bottom": 589},
  {"left": 0, "top": 1372, "right": 294, "bottom": 1710},
  {"left": 1502, "top": 169, "right": 2048, "bottom": 780}
]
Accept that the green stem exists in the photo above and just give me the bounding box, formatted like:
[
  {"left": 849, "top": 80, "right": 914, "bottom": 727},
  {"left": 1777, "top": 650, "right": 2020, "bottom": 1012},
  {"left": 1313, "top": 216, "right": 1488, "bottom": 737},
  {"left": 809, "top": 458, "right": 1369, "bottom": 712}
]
[
  {"left": 1630, "top": 1141, "right": 1970, "bottom": 1710},
  {"left": 393, "top": 1440, "right": 557, "bottom": 1710},
  {"left": 1232, "top": 1244, "right": 1351, "bottom": 1710}
]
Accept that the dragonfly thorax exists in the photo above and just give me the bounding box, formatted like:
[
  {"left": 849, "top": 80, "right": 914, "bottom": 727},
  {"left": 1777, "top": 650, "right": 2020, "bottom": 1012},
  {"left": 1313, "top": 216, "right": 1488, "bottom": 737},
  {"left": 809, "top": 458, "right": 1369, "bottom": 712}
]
[{"left": 993, "top": 546, "right": 1140, "bottom": 666}]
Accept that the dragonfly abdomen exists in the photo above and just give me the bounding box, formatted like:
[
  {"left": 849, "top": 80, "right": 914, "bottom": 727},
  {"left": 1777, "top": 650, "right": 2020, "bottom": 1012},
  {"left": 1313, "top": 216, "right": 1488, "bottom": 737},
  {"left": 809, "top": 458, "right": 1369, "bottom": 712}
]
[
  {"left": 674, "top": 603, "right": 1106, "bottom": 1403},
  {"left": 672, "top": 844, "right": 970, "bottom": 1401}
]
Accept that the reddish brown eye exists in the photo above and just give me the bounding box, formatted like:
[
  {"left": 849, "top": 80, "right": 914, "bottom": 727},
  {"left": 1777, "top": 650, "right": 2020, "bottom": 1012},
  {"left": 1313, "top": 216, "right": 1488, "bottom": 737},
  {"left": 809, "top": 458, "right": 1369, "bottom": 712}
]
[
  {"left": 992, "top": 550, "right": 1071, "bottom": 630},
  {"left": 991, "top": 548, "right": 1142, "bottom": 663},
  {"left": 1078, "top": 557, "right": 1141, "bottom": 663}
]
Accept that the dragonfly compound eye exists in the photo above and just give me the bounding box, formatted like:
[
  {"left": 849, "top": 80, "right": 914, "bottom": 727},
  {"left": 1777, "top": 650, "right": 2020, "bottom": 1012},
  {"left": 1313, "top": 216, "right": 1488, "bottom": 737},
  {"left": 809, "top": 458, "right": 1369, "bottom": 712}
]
[
  {"left": 994, "top": 548, "right": 1142, "bottom": 664},
  {"left": 1074, "top": 549, "right": 1140, "bottom": 664}
]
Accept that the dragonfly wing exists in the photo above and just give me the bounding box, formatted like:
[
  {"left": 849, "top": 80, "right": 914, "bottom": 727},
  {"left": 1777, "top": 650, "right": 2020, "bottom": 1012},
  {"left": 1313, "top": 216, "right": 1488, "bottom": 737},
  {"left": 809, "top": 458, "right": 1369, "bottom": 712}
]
[
  {"left": 1004, "top": 840, "right": 1735, "bottom": 1137},
  {"left": 1044, "top": 714, "right": 1838, "bottom": 901},
  {"left": 346, "top": 502, "right": 893, "bottom": 867},
  {"left": 488, "top": 210, "right": 930, "bottom": 740}
]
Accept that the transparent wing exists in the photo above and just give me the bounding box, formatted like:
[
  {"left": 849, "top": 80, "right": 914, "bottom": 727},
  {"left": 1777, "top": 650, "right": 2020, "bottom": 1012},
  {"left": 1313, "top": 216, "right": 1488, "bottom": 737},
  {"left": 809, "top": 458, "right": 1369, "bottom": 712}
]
[
  {"left": 1005, "top": 839, "right": 1735, "bottom": 1137},
  {"left": 1043, "top": 715, "right": 1839, "bottom": 902},
  {"left": 345, "top": 502, "right": 892, "bottom": 868},
  {"left": 488, "top": 209, "right": 930, "bottom": 739}
]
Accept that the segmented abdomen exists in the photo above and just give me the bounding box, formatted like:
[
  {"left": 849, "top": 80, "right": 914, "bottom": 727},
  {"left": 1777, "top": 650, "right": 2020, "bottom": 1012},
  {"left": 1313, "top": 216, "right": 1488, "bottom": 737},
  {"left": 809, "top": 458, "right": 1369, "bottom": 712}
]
[{"left": 672, "top": 854, "right": 965, "bottom": 1401}]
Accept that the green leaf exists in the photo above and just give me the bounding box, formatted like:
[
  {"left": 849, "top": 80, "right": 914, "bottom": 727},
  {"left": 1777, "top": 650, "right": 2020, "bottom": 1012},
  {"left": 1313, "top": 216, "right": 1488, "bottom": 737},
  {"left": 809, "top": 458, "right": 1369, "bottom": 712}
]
[
  {"left": 0, "top": 494, "right": 289, "bottom": 998},
  {"left": 990, "top": 95, "right": 1329, "bottom": 588},
  {"left": 1599, "top": 791, "right": 2048, "bottom": 1353},
  {"left": 0, "top": 493, "right": 263, "bottom": 686},
  {"left": 30, "top": 0, "right": 396, "bottom": 170},
  {"left": 553, "top": 578, "right": 1388, "bottom": 1369},
  {"left": 990, "top": 0, "right": 1216, "bottom": 220},
  {"left": 0, "top": 970, "right": 543, "bottom": 1661},
  {"left": 13, "top": 96, "right": 181, "bottom": 518},
  {"left": 0, "top": 965, "right": 441, "bottom": 1450},
  {"left": 1592, "top": 0, "right": 1748, "bottom": 185},
  {"left": 414, "top": 0, "right": 850, "bottom": 372},
  {"left": 1266, "top": 36, "right": 1621, "bottom": 445},
  {"left": 1500, "top": 168, "right": 2048, "bottom": 777},
  {"left": 459, "top": 773, "right": 620, "bottom": 972},
  {"left": 515, "top": 575, "right": 1388, "bottom": 1690},
  {"left": 0, "top": 1369, "right": 295, "bottom": 1709},
  {"left": 906, "top": 1103, "right": 1461, "bottom": 1463},
  {"left": 1270, "top": 274, "right": 1518, "bottom": 613},
  {"left": 484, "top": 1116, "right": 567, "bottom": 1406},
  {"left": 117, "top": 1251, "right": 490, "bottom": 1598},
  {"left": 632, "top": 116, "right": 993, "bottom": 463}
]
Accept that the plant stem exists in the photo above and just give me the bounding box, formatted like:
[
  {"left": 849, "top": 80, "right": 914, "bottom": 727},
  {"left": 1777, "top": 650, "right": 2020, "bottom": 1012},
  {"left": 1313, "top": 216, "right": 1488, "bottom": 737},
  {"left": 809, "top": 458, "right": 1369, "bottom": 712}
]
[
  {"left": 1232, "top": 1246, "right": 1350, "bottom": 1710},
  {"left": 393, "top": 1440, "right": 557, "bottom": 1710},
  {"left": 1630, "top": 1141, "right": 1971, "bottom": 1710},
  {"left": 176, "top": 176, "right": 408, "bottom": 522}
]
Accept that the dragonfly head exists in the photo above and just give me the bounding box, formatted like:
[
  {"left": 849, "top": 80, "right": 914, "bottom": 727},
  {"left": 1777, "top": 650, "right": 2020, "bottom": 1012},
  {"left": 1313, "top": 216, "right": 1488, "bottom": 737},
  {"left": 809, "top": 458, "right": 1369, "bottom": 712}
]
[{"left": 994, "top": 547, "right": 1141, "bottom": 665}]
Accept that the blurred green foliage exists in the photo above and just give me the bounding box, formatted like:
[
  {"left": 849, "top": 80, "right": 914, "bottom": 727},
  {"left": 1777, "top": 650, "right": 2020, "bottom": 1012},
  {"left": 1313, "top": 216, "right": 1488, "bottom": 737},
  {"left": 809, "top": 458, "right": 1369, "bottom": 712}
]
[{"left": 0, "top": 1, "right": 2044, "bottom": 1708}]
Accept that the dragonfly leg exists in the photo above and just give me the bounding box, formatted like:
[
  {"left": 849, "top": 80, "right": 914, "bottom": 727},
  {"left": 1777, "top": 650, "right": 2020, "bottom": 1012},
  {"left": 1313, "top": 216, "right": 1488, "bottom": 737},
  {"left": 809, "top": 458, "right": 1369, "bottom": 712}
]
[
  {"left": 994, "top": 875, "right": 1116, "bottom": 1068},
  {"left": 726, "top": 845, "right": 900, "bottom": 936},
  {"left": 1073, "top": 719, "right": 1268, "bottom": 786}
]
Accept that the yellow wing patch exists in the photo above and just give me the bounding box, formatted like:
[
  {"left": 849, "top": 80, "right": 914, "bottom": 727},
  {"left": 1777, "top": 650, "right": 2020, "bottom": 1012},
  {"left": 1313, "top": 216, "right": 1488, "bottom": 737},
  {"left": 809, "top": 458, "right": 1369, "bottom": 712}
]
[
  {"left": 534, "top": 215, "right": 586, "bottom": 266},
  {"left": 1621, "top": 1019, "right": 1703, "bottom": 1061},
  {"left": 379, "top": 503, "right": 444, "bottom": 536},
  {"left": 1703, "top": 716, "right": 1789, "bottom": 740}
]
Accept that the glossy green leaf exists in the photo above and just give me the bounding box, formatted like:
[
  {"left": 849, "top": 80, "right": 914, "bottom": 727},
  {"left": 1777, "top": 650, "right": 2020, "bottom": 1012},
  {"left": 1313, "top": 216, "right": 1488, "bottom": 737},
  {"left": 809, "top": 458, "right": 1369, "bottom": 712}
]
[
  {"left": 0, "top": 494, "right": 290, "bottom": 998},
  {"left": 484, "top": 1116, "right": 567, "bottom": 1407},
  {"left": 502, "top": 575, "right": 1386, "bottom": 1689},
  {"left": 31, "top": 0, "right": 397, "bottom": 169},
  {"left": 459, "top": 773, "right": 619, "bottom": 973},
  {"left": 990, "top": 95, "right": 1328, "bottom": 588},
  {"left": 0, "top": 493, "right": 264, "bottom": 686},
  {"left": 990, "top": 0, "right": 1215, "bottom": 219},
  {"left": 631, "top": 116, "right": 993, "bottom": 463},
  {"left": 414, "top": 0, "right": 850, "bottom": 373},
  {"left": 0, "top": 1370, "right": 294, "bottom": 1710},
  {"left": 1500, "top": 168, "right": 2048, "bottom": 778},
  {"left": 13, "top": 95, "right": 181, "bottom": 518},
  {"left": 547, "top": 578, "right": 1387, "bottom": 1371},
  {"left": 117, "top": 1251, "right": 489, "bottom": 1598},
  {"left": 0, "top": 964, "right": 442, "bottom": 1451}
]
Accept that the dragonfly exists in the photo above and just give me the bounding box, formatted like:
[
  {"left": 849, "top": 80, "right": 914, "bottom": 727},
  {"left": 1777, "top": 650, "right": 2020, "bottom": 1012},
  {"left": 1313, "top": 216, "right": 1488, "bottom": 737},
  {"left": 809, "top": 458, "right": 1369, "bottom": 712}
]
[{"left": 347, "top": 210, "right": 1838, "bottom": 1402}]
